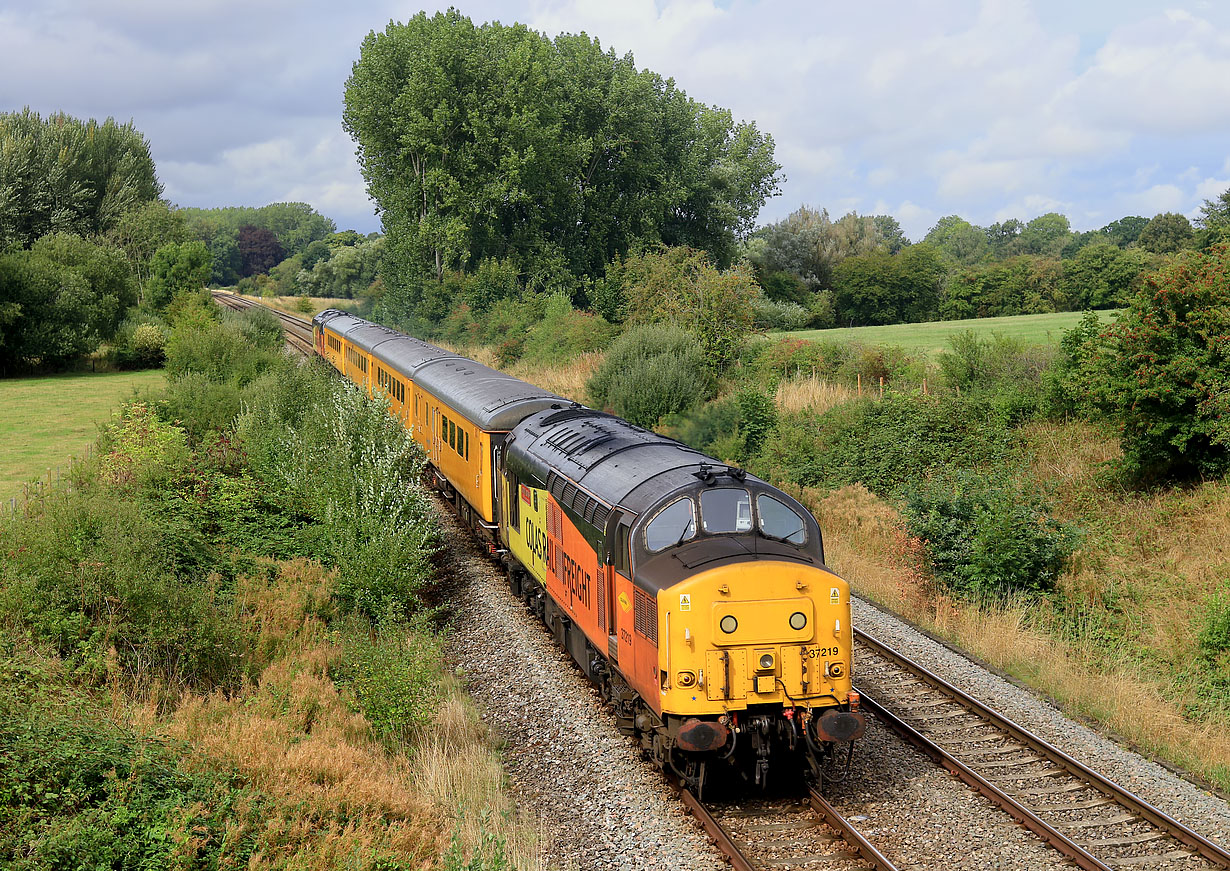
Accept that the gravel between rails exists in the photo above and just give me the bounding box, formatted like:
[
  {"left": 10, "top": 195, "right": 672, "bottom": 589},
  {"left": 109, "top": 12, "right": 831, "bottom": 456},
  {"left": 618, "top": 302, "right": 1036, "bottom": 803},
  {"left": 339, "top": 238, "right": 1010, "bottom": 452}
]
[{"left": 852, "top": 596, "right": 1230, "bottom": 849}]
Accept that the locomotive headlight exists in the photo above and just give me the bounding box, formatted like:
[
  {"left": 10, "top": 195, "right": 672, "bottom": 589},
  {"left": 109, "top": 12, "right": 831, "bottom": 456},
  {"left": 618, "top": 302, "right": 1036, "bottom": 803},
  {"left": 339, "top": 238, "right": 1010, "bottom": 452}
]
[
  {"left": 719, "top": 615, "right": 738, "bottom": 634},
  {"left": 677, "top": 671, "right": 696, "bottom": 687},
  {"left": 789, "top": 611, "right": 807, "bottom": 630},
  {"left": 758, "top": 653, "right": 775, "bottom": 671}
]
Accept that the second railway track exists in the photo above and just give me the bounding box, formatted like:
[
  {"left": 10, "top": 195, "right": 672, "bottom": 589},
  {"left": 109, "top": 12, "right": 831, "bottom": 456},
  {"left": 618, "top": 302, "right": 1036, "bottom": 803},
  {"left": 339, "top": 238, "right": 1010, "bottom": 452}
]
[
  {"left": 210, "top": 290, "right": 316, "bottom": 356},
  {"left": 854, "top": 629, "right": 1230, "bottom": 871}
]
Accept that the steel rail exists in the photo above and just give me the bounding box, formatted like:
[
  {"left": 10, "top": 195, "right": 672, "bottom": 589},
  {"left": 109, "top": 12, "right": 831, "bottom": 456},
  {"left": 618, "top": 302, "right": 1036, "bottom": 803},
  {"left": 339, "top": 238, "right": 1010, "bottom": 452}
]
[
  {"left": 807, "top": 785, "right": 900, "bottom": 871},
  {"left": 677, "top": 780, "right": 901, "bottom": 871},
  {"left": 857, "top": 691, "right": 1112, "bottom": 871},
  {"left": 210, "top": 291, "right": 315, "bottom": 356},
  {"left": 855, "top": 628, "right": 1230, "bottom": 869},
  {"left": 675, "top": 786, "right": 755, "bottom": 871}
]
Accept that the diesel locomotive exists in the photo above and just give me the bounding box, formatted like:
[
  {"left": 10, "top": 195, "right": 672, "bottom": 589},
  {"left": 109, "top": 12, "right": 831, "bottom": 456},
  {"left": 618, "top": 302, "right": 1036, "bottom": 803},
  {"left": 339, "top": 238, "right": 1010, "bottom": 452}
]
[{"left": 312, "top": 309, "right": 865, "bottom": 793}]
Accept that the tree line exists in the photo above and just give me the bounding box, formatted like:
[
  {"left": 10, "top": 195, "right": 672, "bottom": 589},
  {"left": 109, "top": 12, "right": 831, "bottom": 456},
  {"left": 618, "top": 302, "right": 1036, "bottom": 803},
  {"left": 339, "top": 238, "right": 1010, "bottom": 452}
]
[{"left": 0, "top": 109, "right": 353, "bottom": 372}]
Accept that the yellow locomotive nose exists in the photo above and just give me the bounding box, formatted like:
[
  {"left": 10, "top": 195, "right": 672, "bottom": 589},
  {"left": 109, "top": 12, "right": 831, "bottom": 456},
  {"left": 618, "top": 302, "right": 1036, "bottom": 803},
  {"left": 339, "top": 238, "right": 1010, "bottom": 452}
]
[{"left": 659, "top": 561, "right": 854, "bottom": 714}]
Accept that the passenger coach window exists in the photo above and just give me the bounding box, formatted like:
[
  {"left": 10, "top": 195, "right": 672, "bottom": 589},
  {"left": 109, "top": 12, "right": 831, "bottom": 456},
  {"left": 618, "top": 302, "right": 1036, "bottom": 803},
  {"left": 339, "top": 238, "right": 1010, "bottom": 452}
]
[
  {"left": 700, "top": 488, "right": 753, "bottom": 534},
  {"left": 757, "top": 494, "right": 807, "bottom": 545},
  {"left": 645, "top": 498, "right": 696, "bottom": 553}
]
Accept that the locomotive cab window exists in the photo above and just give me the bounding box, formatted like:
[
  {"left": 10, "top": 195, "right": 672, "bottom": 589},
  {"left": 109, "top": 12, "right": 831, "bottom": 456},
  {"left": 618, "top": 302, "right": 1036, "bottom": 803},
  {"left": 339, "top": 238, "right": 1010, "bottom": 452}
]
[
  {"left": 757, "top": 494, "right": 807, "bottom": 545},
  {"left": 700, "top": 488, "right": 753, "bottom": 534},
  {"left": 645, "top": 497, "right": 696, "bottom": 553}
]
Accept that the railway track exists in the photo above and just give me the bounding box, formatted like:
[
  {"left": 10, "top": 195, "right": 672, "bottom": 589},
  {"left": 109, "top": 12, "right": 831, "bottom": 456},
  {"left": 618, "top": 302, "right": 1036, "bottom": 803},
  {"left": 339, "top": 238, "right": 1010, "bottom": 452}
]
[
  {"left": 854, "top": 629, "right": 1230, "bottom": 871},
  {"left": 210, "top": 291, "right": 315, "bottom": 356},
  {"left": 679, "top": 781, "right": 899, "bottom": 871}
]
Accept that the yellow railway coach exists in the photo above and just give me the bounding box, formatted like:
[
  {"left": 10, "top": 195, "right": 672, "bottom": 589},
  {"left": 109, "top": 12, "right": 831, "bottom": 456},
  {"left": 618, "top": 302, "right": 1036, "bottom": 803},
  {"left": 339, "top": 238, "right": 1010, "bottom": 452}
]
[{"left": 313, "top": 309, "right": 568, "bottom": 527}]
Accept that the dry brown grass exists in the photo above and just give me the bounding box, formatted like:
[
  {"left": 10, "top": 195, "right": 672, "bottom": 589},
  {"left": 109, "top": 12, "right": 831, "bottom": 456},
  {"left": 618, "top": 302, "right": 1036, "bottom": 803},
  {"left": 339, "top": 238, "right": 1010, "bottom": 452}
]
[
  {"left": 790, "top": 481, "right": 1230, "bottom": 791},
  {"left": 121, "top": 559, "right": 540, "bottom": 869},
  {"left": 774, "top": 376, "right": 857, "bottom": 416},
  {"left": 508, "top": 352, "right": 603, "bottom": 403}
]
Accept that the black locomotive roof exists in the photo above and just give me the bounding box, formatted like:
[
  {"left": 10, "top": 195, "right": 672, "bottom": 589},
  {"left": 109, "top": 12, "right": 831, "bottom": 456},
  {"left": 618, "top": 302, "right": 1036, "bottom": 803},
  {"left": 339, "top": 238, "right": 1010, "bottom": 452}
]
[
  {"left": 507, "top": 406, "right": 771, "bottom": 515},
  {"left": 313, "top": 309, "right": 367, "bottom": 335},
  {"left": 413, "top": 357, "right": 569, "bottom": 431}
]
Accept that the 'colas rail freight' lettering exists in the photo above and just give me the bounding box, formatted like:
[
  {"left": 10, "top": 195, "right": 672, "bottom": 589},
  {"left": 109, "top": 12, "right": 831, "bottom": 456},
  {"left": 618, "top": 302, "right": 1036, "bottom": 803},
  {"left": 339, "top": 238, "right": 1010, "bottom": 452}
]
[
  {"left": 561, "top": 549, "right": 591, "bottom": 610},
  {"left": 524, "top": 517, "right": 548, "bottom": 565}
]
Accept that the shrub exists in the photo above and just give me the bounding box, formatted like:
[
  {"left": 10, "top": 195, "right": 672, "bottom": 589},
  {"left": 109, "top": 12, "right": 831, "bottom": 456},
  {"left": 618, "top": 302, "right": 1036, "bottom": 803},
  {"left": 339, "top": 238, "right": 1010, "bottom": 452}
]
[
  {"left": 586, "top": 324, "right": 712, "bottom": 427},
  {"left": 751, "top": 296, "right": 809, "bottom": 331},
  {"left": 0, "top": 660, "right": 263, "bottom": 867},
  {"left": 107, "top": 313, "right": 169, "bottom": 370},
  {"left": 165, "top": 313, "right": 284, "bottom": 387},
  {"left": 1082, "top": 244, "right": 1230, "bottom": 482},
  {"left": 98, "top": 402, "right": 190, "bottom": 492},
  {"left": 621, "top": 246, "right": 757, "bottom": 370},
  {"left": 0, "top": 490, "right": 248, "bottom": 691},
  {"left": 1198, "top": 593, "right": 1230, "bottom": 665},
  {"left": 237, "top": 362, "right": 439, "bottom": 624},
  {"left": 520, "top": 293, "right": 616, "bottom": 365},
  {"left": 331, "top": 620, "right": 444, "bottom": 744},
  {"left": 753, "top": 393, "right": 1012, "bottom": 495},
  {"left": 903, "top": 471, "right": 1081, "bottom": 600}
]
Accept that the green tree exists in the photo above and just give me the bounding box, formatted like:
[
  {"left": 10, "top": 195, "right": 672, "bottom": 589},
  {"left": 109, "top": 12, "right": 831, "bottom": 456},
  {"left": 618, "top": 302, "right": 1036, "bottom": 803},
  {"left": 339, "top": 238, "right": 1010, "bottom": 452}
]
[
  {"left": 1138, "top": 212, "right": 1194, "bottom": 254},
  {"left": 925, "top": 215, "right": 988, "bottom": 266},
  {"left": 0, "top": 234, "right": 135, "bottom": 370},
  {"left": 0, "top": 108, "right": 161, "bottom": 248},
  {"left": 343, "top": 11, "right": 780, "bottom": 288},
  {"left": 941, "top": 256, "right": 1063, "bottom": 319},
  {"left": 873, "top": 215, "right": 910, "bottom": 253},
  {"left": 1085, "top": 244, "right": 1230, "bottom": 482},
  {"left": 621, "top": 246, "right": 757, "bottom": 370},
  {"left": 1197, "top": 187, "right": 1230, "bottom": 229},
  {"left": 985, "top": 219, "right": 1023, "bottom": 257},
  {"left": 1099, "top": 215, "right": 1149, "bottom": 248},
  {"left": 1016, "top": 212, "right": 1071, "bottom": 258},
  {"left": 832, "top": 243, "right": 945, "bottom": 325},
  {"left": 1058, "top": 242, "right": 1152, "bottom": 309},
  {"left": 108, "top": 199, "right": 189, "bottom": 284},
  {"left": 146, "top": 240, "right": 210, "bottom": 310}
]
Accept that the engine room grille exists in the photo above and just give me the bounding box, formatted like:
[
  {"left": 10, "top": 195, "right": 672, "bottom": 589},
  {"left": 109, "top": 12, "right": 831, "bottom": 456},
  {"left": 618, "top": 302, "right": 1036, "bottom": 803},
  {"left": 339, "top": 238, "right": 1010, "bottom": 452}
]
[
  {"left": 598, "top": 574, "right": 607, "bottom": 632},
  {"left": 634, "top": 589, "right": 657, "bottom": 646}
]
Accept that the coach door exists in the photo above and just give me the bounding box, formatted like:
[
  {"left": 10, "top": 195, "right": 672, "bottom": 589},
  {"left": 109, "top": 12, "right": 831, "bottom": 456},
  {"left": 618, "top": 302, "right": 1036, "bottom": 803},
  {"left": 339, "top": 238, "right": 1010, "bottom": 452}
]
[{"left": 432, "top": 407, "right": 441, "bottom": 465}]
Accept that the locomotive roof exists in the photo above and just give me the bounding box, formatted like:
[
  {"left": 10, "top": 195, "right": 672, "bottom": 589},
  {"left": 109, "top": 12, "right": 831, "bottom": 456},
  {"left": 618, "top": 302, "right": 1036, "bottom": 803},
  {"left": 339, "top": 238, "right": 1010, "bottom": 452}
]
[
  {"left": 413, "top": 357, "right": 569, "bottom": 431},
  {"left": 507, "top": 406, "right": 771, "bottom": 516}
]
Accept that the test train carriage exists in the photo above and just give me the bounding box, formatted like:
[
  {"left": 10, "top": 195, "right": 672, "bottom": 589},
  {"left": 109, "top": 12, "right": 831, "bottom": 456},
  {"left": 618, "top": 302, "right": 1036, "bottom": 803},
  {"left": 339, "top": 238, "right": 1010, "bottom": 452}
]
[{"left": 312, "top": 309, "right": 865, "bottom": 792}]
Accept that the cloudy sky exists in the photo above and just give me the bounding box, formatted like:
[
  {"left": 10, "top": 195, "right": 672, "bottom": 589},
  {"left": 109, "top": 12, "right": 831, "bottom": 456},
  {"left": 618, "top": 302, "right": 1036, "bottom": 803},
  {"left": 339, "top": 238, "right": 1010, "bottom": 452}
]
[{"left": 3, "top": 0, "right": 1229, "bottom": 240}]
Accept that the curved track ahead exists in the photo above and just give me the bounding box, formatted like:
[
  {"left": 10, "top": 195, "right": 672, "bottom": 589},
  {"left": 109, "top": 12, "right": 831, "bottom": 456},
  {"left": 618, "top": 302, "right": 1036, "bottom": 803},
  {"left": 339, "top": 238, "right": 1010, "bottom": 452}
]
[
  {"left": 210, "top": 291, "right": 315, "bottom": 356},
  {"left": 854, "top": 629, "right": 1230, "bottom": 871}
]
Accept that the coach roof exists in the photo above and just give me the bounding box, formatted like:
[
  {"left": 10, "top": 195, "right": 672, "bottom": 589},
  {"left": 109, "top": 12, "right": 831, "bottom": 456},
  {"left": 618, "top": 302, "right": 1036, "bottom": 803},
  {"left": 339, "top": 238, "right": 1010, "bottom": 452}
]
[{"left": 413, "top": 357, "right": 568, "bottom": 431}]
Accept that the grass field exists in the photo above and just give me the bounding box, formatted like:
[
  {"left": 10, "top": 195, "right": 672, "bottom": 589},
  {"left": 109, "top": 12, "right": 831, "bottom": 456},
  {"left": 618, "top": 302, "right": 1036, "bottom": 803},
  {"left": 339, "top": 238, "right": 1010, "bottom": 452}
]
[
  {"left": 0, "top": 369, "right": 164, "bottom": 500},
  {"left": 776, "top": 309, "right": 1121, "bottom": 356}
]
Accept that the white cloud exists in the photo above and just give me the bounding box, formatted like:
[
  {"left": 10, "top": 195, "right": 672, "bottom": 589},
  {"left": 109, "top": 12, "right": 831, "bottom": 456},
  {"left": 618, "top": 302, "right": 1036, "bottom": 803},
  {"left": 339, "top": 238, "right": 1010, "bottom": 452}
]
[{"left": 4, "top": 0, "right": 1230, "bottom": 236}]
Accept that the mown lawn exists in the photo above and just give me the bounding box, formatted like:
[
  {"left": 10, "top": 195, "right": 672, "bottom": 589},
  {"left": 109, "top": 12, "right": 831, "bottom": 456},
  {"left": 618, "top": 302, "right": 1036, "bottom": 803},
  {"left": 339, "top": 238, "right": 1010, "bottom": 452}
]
[
  {"left": 776, "top": 309, "right": 1121, "bottom": 357},
  {"left": 0, "top": 369, "right": 165, "bottom": 499}
]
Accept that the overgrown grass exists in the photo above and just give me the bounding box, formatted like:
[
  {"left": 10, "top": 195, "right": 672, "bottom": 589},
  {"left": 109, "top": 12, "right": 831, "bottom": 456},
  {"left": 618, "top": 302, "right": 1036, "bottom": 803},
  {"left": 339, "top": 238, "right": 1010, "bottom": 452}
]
[
  {"left": 0, "top": 311, "right": 536, "bottom": 869},
  {"left": 0, "top": 369, "right": 165, "bottom": 500}
]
